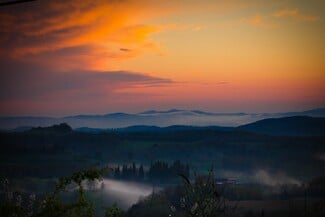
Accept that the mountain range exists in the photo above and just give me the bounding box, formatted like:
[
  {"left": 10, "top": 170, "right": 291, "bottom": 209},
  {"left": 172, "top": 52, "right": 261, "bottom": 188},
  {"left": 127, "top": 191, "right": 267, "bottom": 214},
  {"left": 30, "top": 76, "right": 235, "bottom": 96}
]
[
  {"left": 11, "top": 116, "right": 325, "bottom": 137},
  {"left": 0, "top": 108, "right": 324, "bottom": 131}
]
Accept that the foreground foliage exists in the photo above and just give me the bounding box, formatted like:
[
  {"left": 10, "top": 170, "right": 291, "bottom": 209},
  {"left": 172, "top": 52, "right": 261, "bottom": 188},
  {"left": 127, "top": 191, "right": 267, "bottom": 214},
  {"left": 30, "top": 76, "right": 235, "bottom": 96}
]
[
  {"left": 1, "top": 167, "right": 124, "bottom": 217},
  {"left": 175, "top": 170, "right": 237, "bottom": 217},
  {"left": 1, "top": 168, "right": 324, "bottom": 217}
]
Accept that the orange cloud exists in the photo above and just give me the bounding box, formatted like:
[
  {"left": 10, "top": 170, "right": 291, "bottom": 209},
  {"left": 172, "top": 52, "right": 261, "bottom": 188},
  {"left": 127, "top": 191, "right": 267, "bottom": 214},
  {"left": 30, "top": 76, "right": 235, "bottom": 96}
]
[
  {"left": 273, "top": 8, "right": 319, "bottom": 21},
  {"left": 0, "top": 0, "right": 166, "bottom": 70},
  {"left": 240, "top": 15, "right": 276, "bottom": 29}
]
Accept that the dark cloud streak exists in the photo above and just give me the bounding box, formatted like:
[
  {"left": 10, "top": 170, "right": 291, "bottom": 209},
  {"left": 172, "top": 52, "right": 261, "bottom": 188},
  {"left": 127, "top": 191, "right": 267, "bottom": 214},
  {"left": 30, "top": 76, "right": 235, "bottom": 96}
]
[
  {"left": 0, "top": 60, "right": 172, "bottom": 101},
  {"left": 120, "top": 48, "right": 131, "bottom": 52}
]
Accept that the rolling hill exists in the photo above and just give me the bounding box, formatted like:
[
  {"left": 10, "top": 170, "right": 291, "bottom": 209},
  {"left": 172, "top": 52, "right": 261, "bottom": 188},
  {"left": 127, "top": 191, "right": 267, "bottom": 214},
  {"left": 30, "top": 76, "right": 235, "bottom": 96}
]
[{"left": 238, "top": 116, "right": 325, "bottom": 136}]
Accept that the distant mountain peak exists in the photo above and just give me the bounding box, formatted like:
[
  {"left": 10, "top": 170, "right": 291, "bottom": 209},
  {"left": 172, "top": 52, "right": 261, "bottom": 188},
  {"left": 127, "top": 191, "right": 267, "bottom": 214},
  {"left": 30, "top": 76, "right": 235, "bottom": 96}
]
[
  {"left": 166, "top": 109, "right": 185, "bottom": 113},
  {"left": 138, "top": 110, "right": 157, "bottom": 114},
  {"left": 103, "top": 112, "right": 132, "bottom": 117},
  {"left": 190, "top": 110, "right": 215, "bottom": 115},
  {"left": 138, "top": 109, "right": 186, "bottom": 115}
]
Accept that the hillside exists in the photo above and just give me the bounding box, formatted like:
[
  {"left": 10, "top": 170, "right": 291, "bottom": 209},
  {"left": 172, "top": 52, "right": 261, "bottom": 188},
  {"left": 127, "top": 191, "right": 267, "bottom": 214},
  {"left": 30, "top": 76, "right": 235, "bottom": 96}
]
[{"left": 238, "top": 116, "right": 325, "bottom": 136}]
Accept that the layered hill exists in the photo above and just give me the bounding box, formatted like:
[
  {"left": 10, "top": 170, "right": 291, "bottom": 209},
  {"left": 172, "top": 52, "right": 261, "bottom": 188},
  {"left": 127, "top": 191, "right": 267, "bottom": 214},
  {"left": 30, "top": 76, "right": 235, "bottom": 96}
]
[{"left": 1, "top": 108, "right": 324, "bottom": 131}]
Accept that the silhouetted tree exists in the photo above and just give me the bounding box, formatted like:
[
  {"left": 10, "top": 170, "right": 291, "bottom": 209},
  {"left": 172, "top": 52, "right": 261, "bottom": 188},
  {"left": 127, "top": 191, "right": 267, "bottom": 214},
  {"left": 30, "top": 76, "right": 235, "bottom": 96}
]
[
  {"left": 132, "top": 162, "right": 137, "bottom": 179},
  {"left": 139, "top": 165, "right": 145, "bottom": 180},
  {"left": 114, "top": 167, "right": 121, "bottom": 179}
]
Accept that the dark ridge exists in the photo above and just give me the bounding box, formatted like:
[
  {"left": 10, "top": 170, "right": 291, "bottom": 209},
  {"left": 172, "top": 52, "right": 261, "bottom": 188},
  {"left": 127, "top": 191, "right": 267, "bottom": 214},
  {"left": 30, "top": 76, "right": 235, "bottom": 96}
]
[
  {"left": 28, "top": 123, "right": 73, "bottom": 134},
  {"left": 238, "top": 116, "right": 325, "bottom": 136}
]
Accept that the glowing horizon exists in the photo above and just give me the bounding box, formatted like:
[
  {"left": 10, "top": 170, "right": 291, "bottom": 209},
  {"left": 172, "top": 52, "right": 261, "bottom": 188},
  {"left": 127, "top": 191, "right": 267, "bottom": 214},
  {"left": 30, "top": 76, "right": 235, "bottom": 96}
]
[{"left": 0, "top": 0, "right": 324, "bottom": 116}]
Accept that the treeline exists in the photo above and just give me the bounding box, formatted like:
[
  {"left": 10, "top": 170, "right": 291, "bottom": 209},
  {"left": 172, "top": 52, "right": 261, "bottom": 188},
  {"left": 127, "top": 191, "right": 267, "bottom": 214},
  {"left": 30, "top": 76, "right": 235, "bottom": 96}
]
[
  {"left": 113, "top": 160, "right": 190, "bottom": 181},
  {"left": 148, "top": 160, "right": 190, "bottom": 181},
  {"left": 114, "top": 162, "right": 145, "bottom": 180}
]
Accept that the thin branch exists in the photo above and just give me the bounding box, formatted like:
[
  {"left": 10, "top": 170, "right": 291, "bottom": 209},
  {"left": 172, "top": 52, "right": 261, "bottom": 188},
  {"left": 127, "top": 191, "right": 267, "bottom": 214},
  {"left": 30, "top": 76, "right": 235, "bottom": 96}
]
[{"left": 0, "top": 0, "right": 37, "bottom": 7}]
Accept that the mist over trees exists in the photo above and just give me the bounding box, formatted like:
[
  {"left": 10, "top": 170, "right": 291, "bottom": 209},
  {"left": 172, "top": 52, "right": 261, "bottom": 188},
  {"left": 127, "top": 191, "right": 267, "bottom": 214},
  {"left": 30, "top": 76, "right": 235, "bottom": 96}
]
[{"left": 113, "top": 160, "right": 190, "bottom": 182}]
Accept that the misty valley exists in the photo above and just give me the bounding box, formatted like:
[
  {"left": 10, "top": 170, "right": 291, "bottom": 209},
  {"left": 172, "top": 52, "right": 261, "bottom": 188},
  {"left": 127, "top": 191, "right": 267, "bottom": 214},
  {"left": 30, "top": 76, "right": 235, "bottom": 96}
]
[{"left": 1, "top": 115, "right": 324, "bottom": 217}]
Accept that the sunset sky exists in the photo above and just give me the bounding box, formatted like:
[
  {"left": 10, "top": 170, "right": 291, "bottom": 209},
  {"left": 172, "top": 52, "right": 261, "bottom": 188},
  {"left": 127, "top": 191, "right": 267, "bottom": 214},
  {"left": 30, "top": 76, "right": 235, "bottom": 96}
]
[{"left": 0, "top": 0, "right": 324, "bottom": 116}]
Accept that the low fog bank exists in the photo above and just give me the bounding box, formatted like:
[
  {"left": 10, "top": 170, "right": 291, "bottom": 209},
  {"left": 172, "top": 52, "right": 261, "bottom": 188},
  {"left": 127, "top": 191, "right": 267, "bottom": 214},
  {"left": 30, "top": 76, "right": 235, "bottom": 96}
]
[
  {"left": 220, "top": 169, "right": 302, "bottom": 187},
  {"left": 253, "top": 170, "right": 301, "bottom": 186},
  {"left": 90, "top": 170, "right": 303, "bottom": 210},
  {"left": 102, "top": 179, "right": 155, "bottom": 208},
  {"left": 84, "top": 179, "right": 156, "bottom": 210}
]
